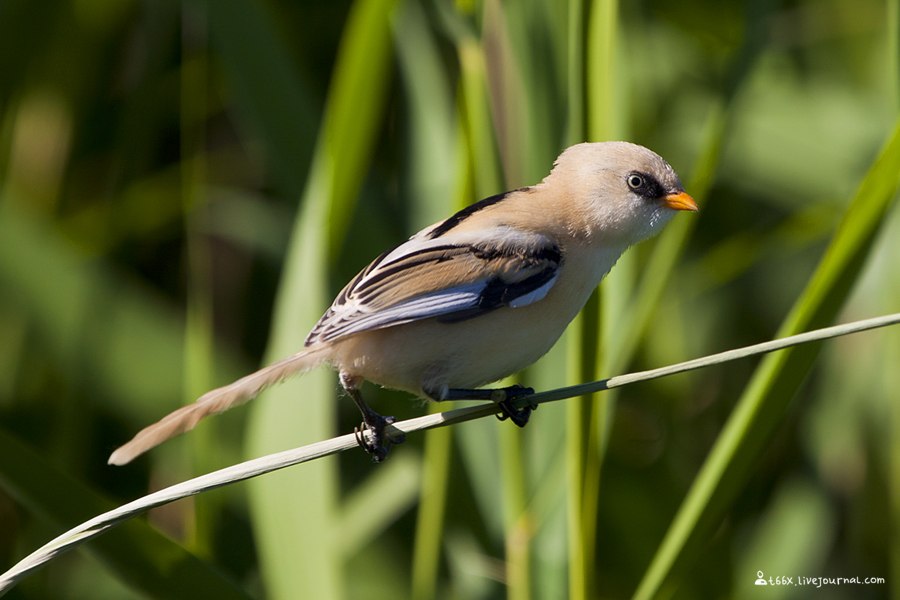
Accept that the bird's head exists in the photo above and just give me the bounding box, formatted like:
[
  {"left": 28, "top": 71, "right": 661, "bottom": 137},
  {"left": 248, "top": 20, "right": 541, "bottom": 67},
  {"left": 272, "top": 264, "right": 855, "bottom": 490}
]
[{"left": 547, "top": 141, "right": 698, "bottom": 246}]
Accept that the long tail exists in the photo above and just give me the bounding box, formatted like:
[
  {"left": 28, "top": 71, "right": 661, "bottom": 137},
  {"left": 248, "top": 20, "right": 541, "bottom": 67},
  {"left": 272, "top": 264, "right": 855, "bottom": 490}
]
[{"left": 108, "top": 347, "right": 328, "bottom": 465}]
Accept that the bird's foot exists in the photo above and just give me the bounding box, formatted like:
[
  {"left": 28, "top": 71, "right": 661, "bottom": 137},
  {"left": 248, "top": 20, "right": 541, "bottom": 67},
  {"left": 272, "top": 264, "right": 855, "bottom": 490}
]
[
  {"left": 429, "top": 383, "right": 537, "bottom": 428},
  {"left": 492, "top": 385, "right": 536, "bottom": 427},
  {"left": 354, "top": 413, "right": 406, "bottom": 463}
]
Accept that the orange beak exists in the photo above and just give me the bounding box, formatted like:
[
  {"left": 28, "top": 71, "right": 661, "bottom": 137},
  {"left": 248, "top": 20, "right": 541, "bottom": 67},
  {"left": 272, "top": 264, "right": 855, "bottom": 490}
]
[{"left": 663, "top": 191, "right": 699, "bottom": 212}]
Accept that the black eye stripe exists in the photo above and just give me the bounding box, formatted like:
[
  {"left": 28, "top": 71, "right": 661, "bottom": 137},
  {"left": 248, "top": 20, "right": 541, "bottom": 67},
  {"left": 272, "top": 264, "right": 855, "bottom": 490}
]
[{"left": 626, "top": 171, "right": 665, "bottom": 200}]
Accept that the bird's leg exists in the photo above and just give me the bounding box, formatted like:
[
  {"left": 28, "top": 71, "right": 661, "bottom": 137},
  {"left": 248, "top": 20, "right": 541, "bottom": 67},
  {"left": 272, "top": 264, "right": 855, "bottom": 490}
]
[
  {"left": 434, "top": 384, "right": 537, "bottom": 427},
  {"left": 340, "top": 373, "right": 405, "bottom": 462}
]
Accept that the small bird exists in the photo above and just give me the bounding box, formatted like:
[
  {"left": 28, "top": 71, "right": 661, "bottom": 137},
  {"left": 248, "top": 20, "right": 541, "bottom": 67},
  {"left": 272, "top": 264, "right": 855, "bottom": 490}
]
[{"left": 109, "top": 141, "right": 697, "bottom": 465}]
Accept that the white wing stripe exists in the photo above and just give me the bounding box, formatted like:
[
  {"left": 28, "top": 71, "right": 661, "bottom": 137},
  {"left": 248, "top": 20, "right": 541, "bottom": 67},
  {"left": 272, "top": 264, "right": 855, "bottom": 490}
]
[
  {"left": 322, "top": 286, "right": 484, "bottom": 339},
  {"left": 507, "top": 272, "right": 558, "bottom": 308}
]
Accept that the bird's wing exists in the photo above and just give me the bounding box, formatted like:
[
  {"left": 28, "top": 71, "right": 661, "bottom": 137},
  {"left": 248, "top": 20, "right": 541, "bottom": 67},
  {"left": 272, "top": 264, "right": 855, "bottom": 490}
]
[{"left": 305, "top": 227, "right": 562, "bottom": 345}]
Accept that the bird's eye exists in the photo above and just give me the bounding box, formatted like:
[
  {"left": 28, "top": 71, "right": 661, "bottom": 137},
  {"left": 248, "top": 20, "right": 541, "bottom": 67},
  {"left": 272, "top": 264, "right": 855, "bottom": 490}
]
[{"left": 627, "top": 173, "right": 645, "bottom": 190}]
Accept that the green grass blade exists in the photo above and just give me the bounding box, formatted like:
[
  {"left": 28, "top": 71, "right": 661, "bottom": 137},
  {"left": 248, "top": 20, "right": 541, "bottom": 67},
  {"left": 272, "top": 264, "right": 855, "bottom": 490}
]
[
  {"left": 482, "top": 4, "right": 538, "bottom": 599},
  {"left": 451, "top": 30, "right": 505, "bottom": 545},
  {"left": 566, "top": 1, "right": 618, "bottom": 598},
  {"left": 244, "top": 148, "right": 339, "bottom": 600},
  {"left": 243, "top": 1, "right": 398, "bottom": 598},
  {"left": 391, "top": 2, "right": 461, "bottom": 597},
  {"left": 493, "top": 3, "right": 567, "bottom": 596},
  {"left": 565, "top": 0, "right": 586, "bottom": 145},
  {"left": 410, "top": 413, "right": 452, "bottom": 600},
  {"left": 458, "top": 35, "right": 503, "bottom": 196},
  {"left": 498, "top": 423, "right": 531, "bottom": 600},
  {"left": 322, "top": 0, "right": 399, "bottom": 255},
  {"left": 634, "top": 118, "right": 900, "bottom": 600},
  {"left": 586, "top": 0, "right": 619, "bottom": 141}
]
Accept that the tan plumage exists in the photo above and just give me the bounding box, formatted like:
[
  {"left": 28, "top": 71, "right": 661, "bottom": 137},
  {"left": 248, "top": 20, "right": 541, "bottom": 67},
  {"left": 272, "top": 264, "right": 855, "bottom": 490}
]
[{"left": 109, "top": 141, "right": 697, "bottom": 465}]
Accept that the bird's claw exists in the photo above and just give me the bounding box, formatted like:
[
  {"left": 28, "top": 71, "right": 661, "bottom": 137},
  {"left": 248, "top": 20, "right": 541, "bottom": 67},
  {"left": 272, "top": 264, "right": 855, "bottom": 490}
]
[
  {"left": 354, "top": 414, "right": 405, "bottom": 463},
  {"left": 493, "top": 385, "right": 536, "bottom": 428}
]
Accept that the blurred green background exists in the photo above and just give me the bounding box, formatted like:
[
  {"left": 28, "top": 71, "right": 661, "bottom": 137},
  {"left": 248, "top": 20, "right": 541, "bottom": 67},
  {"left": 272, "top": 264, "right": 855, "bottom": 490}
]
[{"left": 1, "top": 0, "right": 898, "bottom": 598}]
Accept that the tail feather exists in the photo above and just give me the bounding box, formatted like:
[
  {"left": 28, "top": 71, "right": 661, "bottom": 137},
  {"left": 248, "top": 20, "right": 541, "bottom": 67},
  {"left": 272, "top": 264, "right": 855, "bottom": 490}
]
[{"left": 108, "top": 347, "right": 327, "bottom": 466}]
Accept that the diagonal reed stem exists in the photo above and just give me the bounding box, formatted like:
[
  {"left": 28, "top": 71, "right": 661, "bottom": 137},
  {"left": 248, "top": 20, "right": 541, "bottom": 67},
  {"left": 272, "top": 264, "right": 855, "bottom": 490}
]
[{"left": 1, "top": 312, "right": 899, "bottom": 595}]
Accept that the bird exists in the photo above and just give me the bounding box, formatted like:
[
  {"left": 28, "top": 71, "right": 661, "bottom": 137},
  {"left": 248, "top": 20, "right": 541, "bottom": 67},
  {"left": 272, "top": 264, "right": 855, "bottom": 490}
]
[{"left": 108, "top": 141, "right": 697, "bottom": 466}]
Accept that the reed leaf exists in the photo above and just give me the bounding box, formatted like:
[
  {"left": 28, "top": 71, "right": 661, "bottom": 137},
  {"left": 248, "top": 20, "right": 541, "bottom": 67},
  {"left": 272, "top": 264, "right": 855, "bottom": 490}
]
[{"left": 243, "top": 1, "right": 397, "bottom": 598}]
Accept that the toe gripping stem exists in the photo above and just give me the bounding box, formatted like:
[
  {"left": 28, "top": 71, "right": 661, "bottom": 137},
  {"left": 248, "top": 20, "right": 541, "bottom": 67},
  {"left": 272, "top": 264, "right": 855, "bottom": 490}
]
[
  {"left": 492, "top": 385, "right": 537, "bottom": 428},
  {"left": 343, "top": 376, "right": 405, "bottom": 463},
  {"left": 436, "top": 384, "right": 537, "bottom": 428},
  {"left": 353, "top": 412, "right": 407, "bottom": 463}
]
